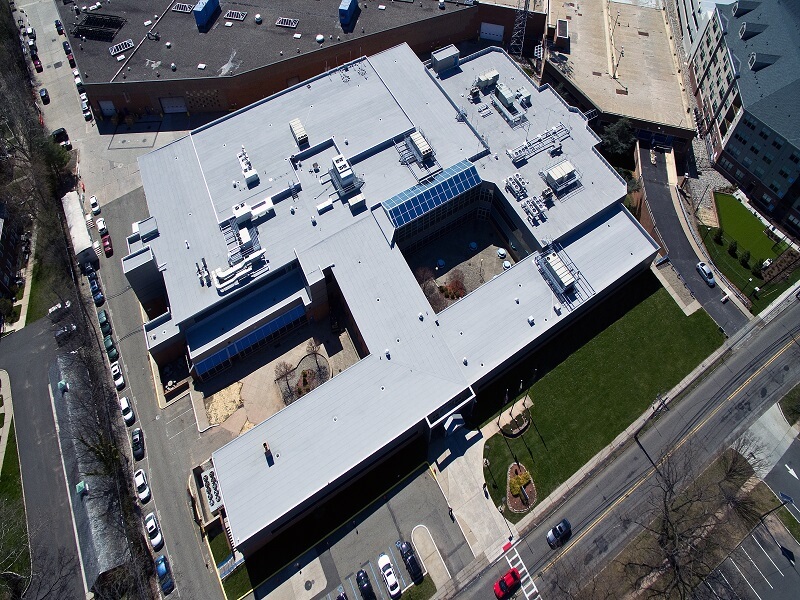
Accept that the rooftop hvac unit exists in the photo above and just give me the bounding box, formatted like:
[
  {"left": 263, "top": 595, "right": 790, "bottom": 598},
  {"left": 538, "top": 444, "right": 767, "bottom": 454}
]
[
  {"left": 516, "top": 87, "right": 531, "bottom": 106},
  {"left": 409, "top": 131, "right": 433, "bottom": 160},
  {"left": 232, "top": 202, "right": 252, "bottom": 225},
  {"left": 495, "top": 82, "right": 515, "bottom": 108},
  {"left": 289, "top": 118, "right": 308, "bottom": 147},
  {"left": 543, "top": 161, "right": 577, "bottom": 191},
  {"left": 238, "top": 146, "right": 259, "bottom": 185},
  {"left": 332, "top": 154, "right": 354, "bottom": 187},
  {"left": 544, "top": 251, "right": 575, "bottom": 292},
  {"left": 476, "top": 69, "right": 500, "bottom": 89}
]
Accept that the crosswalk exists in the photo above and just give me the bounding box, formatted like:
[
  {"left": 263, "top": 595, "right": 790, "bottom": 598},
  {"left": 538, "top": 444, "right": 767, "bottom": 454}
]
[{"left": 505, "top": 548, "right": 541, "bottom": 600}]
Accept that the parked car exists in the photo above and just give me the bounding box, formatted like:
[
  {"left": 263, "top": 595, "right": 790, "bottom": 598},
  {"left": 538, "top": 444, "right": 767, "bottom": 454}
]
[
  {"left": 62, "top": 40, "right": 71, "bottom": 54},
  {"left": 74, "top": 75, "right": 84, "bottom": 93},
  {"left": 398, "top": 540, "right": 424, "bottom": 584},
  {"left": 493, "top": 568, "right": 521, "bottom": 600},
  {"left": 111, "top": 361, "right": 125, "bottom": 390},
  {"left": 82, "top": 100, "right": 92, "bottom": 121},
  {"left": 51, "top": 128, "right": 72, "bottom": 150},
  {"left": 336, "top": 593, "right": 349, "bottom": 600},
  {"left": 48, "top": 300, "right": 71, "bottom": 322},
  {"left": 154, "top": 555, "right": 175, "bottom": 595},
  {"left": 26, "top": 27, "right": 35, "bottom": 40},
  {"left": 696, "top": 261, "right": 716, "bottom": 287},
  {"left": 93, "top": 291, "right": 105, "bottom": 306},
  {"left": 55, "top": 19, "right": 64, "bottom": 35},
  {"left": 133, "top": 469, "right": 151, "bottom": 503},
  {"left": 96, "top": 217, "right": 107, "bottom": 235},
  {"left": 102, "top": 234, "right": 113, "bottom": 256},
  {"left": 89, "top": 195, "right": 100, "bottom": 215},
  {"left": 54, "top": 323, "right": 77, "bottom": 346},
  {"left": 131, "top": 427, "right": 144, "bottom": 460},
  {"left": 144, "top": 512, "right": 163, "bottom": 550},
  {"left": 119, "top": 396, "right": 135, "bottom": 426},
  {"left": 90, "top": 277, "right": 100, "bottom": 295},
  {"left": 356, "top": 570, "right": 376, "bottom": 600},
  {"left": 67, "top": 53, "right": 75, "bottom": 68},
  {"left": 98, "top": 309, "right": 111, "bottom": 335},
  {"left": 546, "top": 518, "right": 572, "bottom": 549},
  {"left": 32, "top": 57, "right": 42, "bottom": 72},
  {"left": 39, "top": 88, "right": 49, "bottom": 104},
  {"left": 378, "top": 554, "right": 402, "bottom": 599},
  {"left": 104, "top": 335, "right": 118, "bottom": 360}
]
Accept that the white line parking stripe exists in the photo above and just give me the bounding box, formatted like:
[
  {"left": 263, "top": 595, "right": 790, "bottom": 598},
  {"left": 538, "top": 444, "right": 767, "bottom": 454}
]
[
  {"left": 728, "top": 557, "right": 762, "bottom": 600},
  {"left": 751, "top": 534, "right": 782, "bottom": 577},
  {"left": 717, "top": 570, "right": 740, "bottom": 600},
  {"left": 387, "top": 545, "right": 406, "bottom": 589},
  {"left": 741, "top": 547, "right": 772, "bottom": 589}
]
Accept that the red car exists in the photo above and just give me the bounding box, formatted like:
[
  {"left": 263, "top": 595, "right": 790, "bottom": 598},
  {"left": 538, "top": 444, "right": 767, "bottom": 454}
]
[
  {"left": 33, "top": 57, "right": 42, "bottom": 72},
  {"left": 67, "top": 53, "right": 75, "bottom": 68},
  {"left": 102, "top": 234, "right": 113, "bottom": 257},
  {"left": 493, "top": 568, "right": 521, "bottom": 600}
]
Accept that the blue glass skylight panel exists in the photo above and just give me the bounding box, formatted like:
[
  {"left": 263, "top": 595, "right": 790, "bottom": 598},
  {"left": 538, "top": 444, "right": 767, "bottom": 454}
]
[{"left": 382, "top": 160, "right": 481, "bottom": 228}]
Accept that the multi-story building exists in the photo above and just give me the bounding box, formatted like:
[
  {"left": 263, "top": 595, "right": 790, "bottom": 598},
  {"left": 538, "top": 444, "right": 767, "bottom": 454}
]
[
  {"left": 124, "top": 43, "right": 659, "bottom": 556},
  {"left": 688, "top": 0, "right": 800, "bottom": 234}
]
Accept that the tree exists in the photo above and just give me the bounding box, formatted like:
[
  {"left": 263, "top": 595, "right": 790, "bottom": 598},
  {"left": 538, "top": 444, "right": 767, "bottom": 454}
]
[
  {"left": 713, "top": 227, "right": 724, "bottom": 244},
  {"left": 275, "top": 361, "right": 295, "bottom": 404},
  {"left": 728, "top": 239, "right": 738, "bottom": 257},
  {"left": 600, "top": 118, "right": 636, "bottom": 156},
  {"left": 739, "top": 249, "right": 751, "bottom": 267}
]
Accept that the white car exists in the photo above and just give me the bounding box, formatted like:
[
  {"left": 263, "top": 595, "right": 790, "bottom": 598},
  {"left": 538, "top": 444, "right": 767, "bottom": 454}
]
[
  {"left": 145, "top": 512, "right": 163, "bottom": 550},
  {"left": 696, "top": 261, "right": 716, "bottom": 287},
  {"left": 81, "top": 100, "right": 92, "bottom": 121},
  {"left": 119, "top": 396, "right": 135, "bottom": 426},
  {"left": 134, "top": 469, "right": 151, "bottom": 503},
  {"left": 378, "top": 553, "right": 402, "bottom": 599},
  {"left": 89, "top": 195, "right": 100, "bottom": 215},
  {"left": 96, "top": 217, "right": 107, "bottom": 235},
  {"left": 111, "top": 361, "right": 125, "bottom": 390},
  {"left": 72, "top": 68, "right": 81, "bottom": 78}
]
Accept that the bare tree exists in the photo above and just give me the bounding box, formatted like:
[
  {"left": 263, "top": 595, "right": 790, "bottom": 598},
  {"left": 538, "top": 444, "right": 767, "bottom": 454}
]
[
  {"left": 275, "top": 361, "right": 295, "bottom": 404},
  {"left": 544, "top": 551, "right": 617, "bottom": 600}
]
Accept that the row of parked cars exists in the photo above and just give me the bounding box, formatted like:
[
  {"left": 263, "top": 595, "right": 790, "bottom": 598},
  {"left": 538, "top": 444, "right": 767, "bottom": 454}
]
[{"left": 344, "top": 540, "right": 424, "bottom": 600}]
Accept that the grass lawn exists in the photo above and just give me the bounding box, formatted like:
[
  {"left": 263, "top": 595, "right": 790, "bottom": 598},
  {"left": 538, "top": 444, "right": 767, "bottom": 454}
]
[
  {"left": 222, "top": 564, "right": 253, "bottom": 600},
  {"left": 0, "top": 421, "right": 31, "bottom": 580},
  {"left": 779, "top": 383, "right": 800, "bottom": 427},
  {"left": 702, "top": 193, "right": 799, "bottom": 314},
  {"left": 25, "top": 257, "right": 52, "bottom": 324},
  {"left": 403, "top": 575, "right": 436, "bottom": 600},
  {"left": 208, "top": 527, "right": 232, "bottom": 565},
  {"left": 483, "top": 286, "right": 724, "bottom": 523}
]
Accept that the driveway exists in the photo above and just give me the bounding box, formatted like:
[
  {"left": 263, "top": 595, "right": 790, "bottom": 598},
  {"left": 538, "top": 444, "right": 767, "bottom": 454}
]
[{"left": 639, "top": 146, "right": 749, "bottom": 334}]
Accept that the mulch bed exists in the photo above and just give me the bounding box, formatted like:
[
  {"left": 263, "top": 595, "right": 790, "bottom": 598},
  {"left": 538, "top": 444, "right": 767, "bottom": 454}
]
[{"left": 506, "top": 463, "right": 537, "bottom": 513}]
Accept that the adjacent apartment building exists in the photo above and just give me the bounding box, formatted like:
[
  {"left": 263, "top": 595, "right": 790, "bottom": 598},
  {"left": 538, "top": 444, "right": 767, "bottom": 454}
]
[{"left": 688, "top": 0, "right": 800, "bottom": 235}]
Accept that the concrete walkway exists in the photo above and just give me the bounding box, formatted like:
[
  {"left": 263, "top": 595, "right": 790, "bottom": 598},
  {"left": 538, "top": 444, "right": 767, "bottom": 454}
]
[
  {"left": 5, "top": 226, "right": 38, "bottom": 334},
  {"left": 0, "top": 370, "right": 15, "bottom": 473},
  {"left": 412, "top": 525, "right": 451, "bottom": 590},
  {"left": 746, "top": 404, "right": 798, "bottom": 478}
]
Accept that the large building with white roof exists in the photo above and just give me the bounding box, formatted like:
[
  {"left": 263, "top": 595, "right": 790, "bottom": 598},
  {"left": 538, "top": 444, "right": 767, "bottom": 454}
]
[{"left": 123, "top": 43, "right": 659, "bottom": 555}]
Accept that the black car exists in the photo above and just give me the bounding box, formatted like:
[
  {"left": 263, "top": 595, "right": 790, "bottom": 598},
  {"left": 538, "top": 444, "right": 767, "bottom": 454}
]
[
  {"left": 52, "top": 128, "right": 72, "bottom": 149},
  {"left": 131, "top": 428, "right": 144, "bottom": 460},
  {"left": 54, "top": 323, "right": 76, "bottom": 345},
  {"left": 39, "top": 88, "right": 50, "bottom": 104},
  {"left": 55, "top": 20, "right": 64, "bottom": 35},
  {"left": 62, "top": 40, "right": 71, "bottom": 55},
  {"left": 546, "top": 518, "right": 572, "bottom": 549},
  {"left": 356, "top": 570, "right": 376, "bottom": 600},
  {"left": 398, "top": 540, "right": 424, "bottom": 583}
]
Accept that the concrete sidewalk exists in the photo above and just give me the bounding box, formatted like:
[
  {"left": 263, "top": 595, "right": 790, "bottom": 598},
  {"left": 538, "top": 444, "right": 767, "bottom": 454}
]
[
  {"left": 412, "top": 524, "right": 451, "bottom": 590},
  {"left": 0, "top": 370, "right": 15, "bottom": 473},
  {"left": 5, "top": 226, "right": 38, "bottom": 334},
  {"left": 746, "top": 404, "right": 798, "bottom": 478}
]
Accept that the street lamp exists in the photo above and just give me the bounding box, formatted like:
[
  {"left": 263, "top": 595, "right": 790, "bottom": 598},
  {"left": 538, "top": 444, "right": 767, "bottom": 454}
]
[{"left": 744, "top": 277, "right": 753, "bottom": 294}]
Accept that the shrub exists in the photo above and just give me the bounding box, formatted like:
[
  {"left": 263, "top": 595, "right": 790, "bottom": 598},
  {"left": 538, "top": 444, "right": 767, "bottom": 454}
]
[
  {"left": 739, "top": 249, "right": 751, "bottom": 267},
  {"left": 509, "top": 471, "right": 531, "bottom": 496},
  {"left": 751, "top": 261, "right": 763, "bottom": 277},
  {"left": 728, "top": 239, "right": 738, "bottom": 257},
  {"left": 713, "top": 227, "right": 724, "bottom": 244},
  {"left": 448, "top": 279, "right": 466, "bottom": 299},
  {"left": 0, "top": 298, "right": 13, "bottom": 319}
]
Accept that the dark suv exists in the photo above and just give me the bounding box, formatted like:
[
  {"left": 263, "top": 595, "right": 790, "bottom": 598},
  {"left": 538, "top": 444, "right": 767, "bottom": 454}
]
[
  {"left": 356, "top": 570, "right": 376, "bottom": 600},
  {"left": 398, "top": 540, "right": 424, "bottom": 583}
]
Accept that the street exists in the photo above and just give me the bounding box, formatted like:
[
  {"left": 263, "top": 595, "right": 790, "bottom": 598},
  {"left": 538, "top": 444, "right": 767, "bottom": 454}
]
[{"left": 445, "top": 299, "right": 800, "bottom": 600}]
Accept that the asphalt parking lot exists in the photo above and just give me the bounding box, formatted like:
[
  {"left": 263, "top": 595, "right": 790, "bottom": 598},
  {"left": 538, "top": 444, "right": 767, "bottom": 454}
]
[
  {"left": 252, "top": 465, "right": 473, "bottom": 600},
  {"left": 703, "top": 520, "right": 800, "bottom": 600}
]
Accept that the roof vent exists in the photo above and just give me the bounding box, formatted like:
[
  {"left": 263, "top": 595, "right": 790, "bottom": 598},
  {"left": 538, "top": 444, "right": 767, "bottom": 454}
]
[
  {"left": 237, "top": 146, "right": 259, "bottom": 185},
  {"left": 748, "top": 52, "right": 779, "bottom": 72},
  {"left": 289, "top": 118, "right": 308, "bottom": 147}
]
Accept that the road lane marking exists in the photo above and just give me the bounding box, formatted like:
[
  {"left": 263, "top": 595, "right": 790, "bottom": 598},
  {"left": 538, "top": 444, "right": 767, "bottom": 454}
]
[
  {"left": 540, "top": 337, "right": 797, "bottom": 573},
  {"left": 728, "top": 557, "right": 762, "bottom": 600},
  {"left": 751, "top": 534, "right": 782, "bottom": 577},
  {"left": 741, "top": 546, "right": 772, "bottom": 588}
]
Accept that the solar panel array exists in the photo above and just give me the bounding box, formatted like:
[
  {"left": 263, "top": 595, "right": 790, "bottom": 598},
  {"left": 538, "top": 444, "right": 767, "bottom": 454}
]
[
  {"left": 224, "top": 10, "right": 247, "bottom": 21},
  {"left": 108, "top": 38, "right": 134, "bottom": 56},
  {"left": 382, "top": 160, "right": 481, "bottom": 228},
  {"left": 275, "top": 17, "right": 299, "bottom": 28},
  {"left": 172, "top": 3, "right": 194, "bottom": 13}
]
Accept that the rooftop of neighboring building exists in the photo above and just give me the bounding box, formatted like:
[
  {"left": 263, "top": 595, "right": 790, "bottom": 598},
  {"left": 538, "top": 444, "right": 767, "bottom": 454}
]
[
  {"left": 719, "top": 0, "right": 800, "bottom": 135},
  {"left": 56, "top": 0, "right": 473, "bottom": 84}
]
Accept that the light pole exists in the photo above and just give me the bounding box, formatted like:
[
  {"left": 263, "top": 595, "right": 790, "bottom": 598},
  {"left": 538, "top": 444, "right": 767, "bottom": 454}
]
[
  {"left": 744, "top": 277, "right": 753, "bottom": 294},
  {"left": 760, "top": 492, "right": 796, "bottom": 566}
]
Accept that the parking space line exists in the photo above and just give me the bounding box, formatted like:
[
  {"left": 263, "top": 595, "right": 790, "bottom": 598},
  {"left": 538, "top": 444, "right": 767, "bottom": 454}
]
[
  {"left": 740, "top": 547, "right": 772, "bottom": 589},
  {"left": 751, "top": 534, "right": 782, "bottom": 577},
  {"left": 367, "top": 561, "right": 385, "bottom": 600},
  {"left": 387, "top": 545, "right": 406, "bottom": 590},
  {"left": 166, "top": 406, "right": 193, "bottom": 425},
  {"left": 717, "top": 569, "right": 740, "bottom": 600},
  {"left": 728, "top": 557, "right": 763, "bottom": 600},
  {"left": 348, "top": 575, "right": 358, "bottom": 599}
]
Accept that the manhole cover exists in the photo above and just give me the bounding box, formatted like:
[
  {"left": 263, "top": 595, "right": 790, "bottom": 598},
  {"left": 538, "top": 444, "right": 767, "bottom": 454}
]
[{"left": 304, "top": 580, "right": 313, "bottom": 591}]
